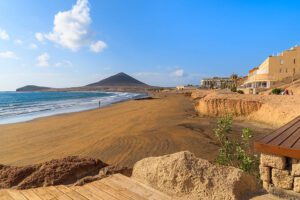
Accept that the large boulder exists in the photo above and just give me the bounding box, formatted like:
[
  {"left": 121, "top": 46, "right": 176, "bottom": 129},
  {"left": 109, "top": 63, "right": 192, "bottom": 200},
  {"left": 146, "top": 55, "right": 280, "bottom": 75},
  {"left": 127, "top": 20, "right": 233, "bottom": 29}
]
[{"left": 132, "top": 151, "right": 258, "bottom": 200}]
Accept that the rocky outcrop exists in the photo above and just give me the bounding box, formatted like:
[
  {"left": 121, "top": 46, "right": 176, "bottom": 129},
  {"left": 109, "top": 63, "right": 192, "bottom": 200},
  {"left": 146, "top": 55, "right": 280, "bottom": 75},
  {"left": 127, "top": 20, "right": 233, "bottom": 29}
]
[
  {"left": 0, "top": 156, "right": 108, "bottom": 189},
  {"left": 132, "top": 151, "right": 258, "bottom": 200}
]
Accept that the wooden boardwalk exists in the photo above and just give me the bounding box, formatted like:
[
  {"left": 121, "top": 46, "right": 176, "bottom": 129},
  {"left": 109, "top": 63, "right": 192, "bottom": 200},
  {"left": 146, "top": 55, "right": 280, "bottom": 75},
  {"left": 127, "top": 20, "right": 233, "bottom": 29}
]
[
  {"left": 0, "top": 173, "right": 282, "bottom": 200},
  {"left": 255, "top": 116, "right": 300, "bottom": 159},
  {"left": 0, "top": 174, "right": 172, "bottom": 200}
]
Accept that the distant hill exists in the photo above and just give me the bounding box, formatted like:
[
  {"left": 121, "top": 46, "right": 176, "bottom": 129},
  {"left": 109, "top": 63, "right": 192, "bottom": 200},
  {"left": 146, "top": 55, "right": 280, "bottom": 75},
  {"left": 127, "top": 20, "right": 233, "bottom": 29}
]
[
  {"left": 87, "top": 72, "right": 148, "bottom": 87},
  {"left": 16, "top": 72, "right": 153, "bottom": 92},
  {"left": 16, "top": 85, "right": 51, "bottom": 92}
]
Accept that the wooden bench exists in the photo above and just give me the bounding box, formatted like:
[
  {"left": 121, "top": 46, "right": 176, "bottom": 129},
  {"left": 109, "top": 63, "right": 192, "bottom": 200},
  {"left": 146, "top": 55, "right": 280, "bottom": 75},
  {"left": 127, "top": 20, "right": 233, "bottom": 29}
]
[{"left": 255, "top": 116, "right": 300, "bottom": 158}]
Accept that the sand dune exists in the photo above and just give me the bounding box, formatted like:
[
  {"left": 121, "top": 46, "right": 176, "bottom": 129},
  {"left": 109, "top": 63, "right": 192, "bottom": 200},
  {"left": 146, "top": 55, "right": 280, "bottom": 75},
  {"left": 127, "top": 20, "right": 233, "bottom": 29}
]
[{"left": 0, "top": 93, "right": 272, "bottom": 167}]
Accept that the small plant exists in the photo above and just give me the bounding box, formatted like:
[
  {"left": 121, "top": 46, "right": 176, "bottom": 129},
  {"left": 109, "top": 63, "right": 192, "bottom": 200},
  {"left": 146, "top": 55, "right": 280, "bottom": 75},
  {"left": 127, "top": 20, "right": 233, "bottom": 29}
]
[
  {"left": 271, "top": 88, "right": 282, "bottom": 95},
  {"left": 230, "top": 86, "right": 237, "bottom": 92},
  {"left": 214, "top": 116, "right": 259, "bottom": 177},
  {"left": 237, "top": 90, "right": 244, "bottom": 94}
]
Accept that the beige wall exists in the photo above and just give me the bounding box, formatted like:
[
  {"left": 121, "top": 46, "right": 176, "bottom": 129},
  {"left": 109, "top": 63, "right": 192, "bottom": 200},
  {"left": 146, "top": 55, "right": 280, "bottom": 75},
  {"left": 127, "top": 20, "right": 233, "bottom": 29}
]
[
  {"left": 268, "top": 46, "right": 300, "bottom": 79},
  {"left": 245, "top": 46, "right": 300, "bottom": 87}
]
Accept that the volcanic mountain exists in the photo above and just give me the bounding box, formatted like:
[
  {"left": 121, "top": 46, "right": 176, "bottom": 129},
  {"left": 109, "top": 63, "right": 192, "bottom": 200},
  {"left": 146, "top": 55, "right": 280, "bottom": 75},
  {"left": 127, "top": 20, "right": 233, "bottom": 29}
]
[
  {"left": 87, "top": 72, "right": 148, "bottom": 87},
  {"left": 16, "top": 72, "right": 153, "bottom": 92}
]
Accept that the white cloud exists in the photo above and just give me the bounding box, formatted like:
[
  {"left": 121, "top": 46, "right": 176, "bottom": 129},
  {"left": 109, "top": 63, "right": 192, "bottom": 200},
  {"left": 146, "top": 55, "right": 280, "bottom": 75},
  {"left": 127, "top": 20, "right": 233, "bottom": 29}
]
[
  {"left": 35, "top": 32, "right": 44, "bottom": 42},
  {"left": 36, "top": 0, "right": 106, "bottom": 53},
  {"left": 55, "top": 60, "right": 73, "bottom": 67},
  {"left": 28, "top": 43, "right": 38, "bottom": 49},
  {"left": 0, "top": 29, "right": 9, "bottom": 40},
  {"left": 44, "top": 0, "right": 91, "bottom": 51},
  {"left": 14, "top": 39, "right": 23, "bottom": 45},
  {"left": 37, "top": 53, "right": 50, "bottom": 67},
  {"left": 90, "top": 40, "right": 107, "bottom": 53},
  {"left": 171, "top": 69, "right": 185, "bottom": 77},
  {"left": 0, "top": 51, "right": 18, "bottom": 59}
]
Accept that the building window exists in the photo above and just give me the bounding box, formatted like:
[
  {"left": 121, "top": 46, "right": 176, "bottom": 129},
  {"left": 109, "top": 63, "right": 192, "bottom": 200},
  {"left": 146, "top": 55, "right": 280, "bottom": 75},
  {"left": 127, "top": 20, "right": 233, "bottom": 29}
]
[
  {"left": 294, "top": 59, "right": 296, "bottom": 64},
  {"left": 286, "top": 68, "right": 288, "bottom": 73},
  {"left": 279, "top": 68, "right": 282, "bottom": 73},
  {"left": 280, "top": 59, "right": 284, "bottom": 65}
]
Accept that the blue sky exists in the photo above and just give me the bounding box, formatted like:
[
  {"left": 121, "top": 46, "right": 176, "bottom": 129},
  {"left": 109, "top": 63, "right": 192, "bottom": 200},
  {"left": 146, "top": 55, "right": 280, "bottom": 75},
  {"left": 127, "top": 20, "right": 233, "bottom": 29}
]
[{"left": 0, "top": 0, "right": 300, "bottom": 91}]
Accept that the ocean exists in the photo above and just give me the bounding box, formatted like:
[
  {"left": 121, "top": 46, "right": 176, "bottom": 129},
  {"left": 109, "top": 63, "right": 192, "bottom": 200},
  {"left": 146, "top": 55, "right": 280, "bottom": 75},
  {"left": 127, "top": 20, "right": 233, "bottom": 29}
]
[{"left": 0, "top": 91, "right": 144, "bottom": 125}]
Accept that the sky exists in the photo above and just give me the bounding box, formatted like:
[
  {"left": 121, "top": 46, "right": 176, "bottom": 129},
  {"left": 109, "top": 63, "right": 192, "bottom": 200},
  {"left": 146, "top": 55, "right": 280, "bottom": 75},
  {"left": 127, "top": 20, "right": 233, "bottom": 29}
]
[{"left": 0, "top": 0, "right": 300, "bottom": 91}]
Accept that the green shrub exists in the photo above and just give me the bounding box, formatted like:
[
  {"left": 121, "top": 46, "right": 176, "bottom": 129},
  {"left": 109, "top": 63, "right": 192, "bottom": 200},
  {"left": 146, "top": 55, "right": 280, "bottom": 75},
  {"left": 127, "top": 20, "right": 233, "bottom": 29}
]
[
  {"left": 237, "top": 90, "right": 244, "bottom": 94},
  {"left": 214, "top": 116, "right": 259, "bottom": 177},
  {"left": 271, "top": 88, "right": 282, "bottom": 95},
  {"left": 230, "top": 86, "right": 237, "bottom": 92}
]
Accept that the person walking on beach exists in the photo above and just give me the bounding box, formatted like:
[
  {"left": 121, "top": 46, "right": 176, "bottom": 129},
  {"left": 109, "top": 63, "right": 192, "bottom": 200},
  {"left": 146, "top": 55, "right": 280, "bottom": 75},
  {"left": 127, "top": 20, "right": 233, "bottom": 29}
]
[{"left": 99, "top": 100, "right": 101, "bottom": 108}]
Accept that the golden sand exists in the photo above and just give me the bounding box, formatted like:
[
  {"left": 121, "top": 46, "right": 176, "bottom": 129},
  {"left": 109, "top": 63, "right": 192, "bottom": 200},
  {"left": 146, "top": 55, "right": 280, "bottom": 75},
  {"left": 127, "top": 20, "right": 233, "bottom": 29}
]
[{"left": 0, "top": 93, "right": 272, "bottom": 167}]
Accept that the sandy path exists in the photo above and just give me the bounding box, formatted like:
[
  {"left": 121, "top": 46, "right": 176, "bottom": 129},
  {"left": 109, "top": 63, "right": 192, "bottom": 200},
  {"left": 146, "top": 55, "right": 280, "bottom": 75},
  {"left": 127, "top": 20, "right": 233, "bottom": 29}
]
[{"left": 0, "top": 93, "right": 273, "bottom": 167}]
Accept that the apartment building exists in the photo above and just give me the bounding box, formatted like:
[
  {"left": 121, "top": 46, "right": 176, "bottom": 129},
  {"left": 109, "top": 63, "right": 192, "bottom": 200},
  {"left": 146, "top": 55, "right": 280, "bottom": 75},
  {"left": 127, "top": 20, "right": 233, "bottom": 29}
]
[
  {"left": 201, "top": 77, "right": 234, "bottom": 89},
  {"left": 243, "top": 46, "right": 300, "bottom": 89}
]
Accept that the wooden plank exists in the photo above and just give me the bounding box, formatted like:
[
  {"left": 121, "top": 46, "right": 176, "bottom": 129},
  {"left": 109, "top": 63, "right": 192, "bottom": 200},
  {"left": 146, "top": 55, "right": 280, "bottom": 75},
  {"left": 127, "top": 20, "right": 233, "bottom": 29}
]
[
  {"left": 32, "top": 187, "right": 56, "bottom": 200},
  {"left": 290, "top": 129, "right": 300, "bottom": 149},
  {"left": 56, "top": 193, "right": 74, "bottom": 200},
  {"left": 82, "top": 183, "right": 119, "bottom": 200},
  {"left": 95, "top": 178, "right": 147, "bottom": 200},
  {"left": 269, "top": 123, "right": 300, "bottom": 146},
  {"left": 44, "top": 187, "right": 72, "bottom": 200},
  {"left": 91, "top": 181, "right": 133, "bottom": 200},
  {"left": 0, "top": 190, "right": 14, "bottom": 200},
  {"left": 255, "top": 142, "right": 300, "bottom": 159},
  {"left": 56, "top": 186, "right": 88, "bottom": 200},
  {"left": 106, "top": 174, "right": 172, "bottom": 200},
  {"left": 6, "top": 190, "right": 28, "bottom": 200},
  {"left": 250, "top": 194, "right": 282, "bottom": 200},
  {"left": 44, "top": 186, "right": 64, "bottom": 197},
  {"left": 280, "top": 126, "right": 300, "bottom": 148},
  {"left": 20, "top": 189, "right": 43, "bottom": 200},
  {"left": 73, "top": 185, "right": 105, "bottom": 200},
  {"left": 259, "top": 117, "right": 300, "bottom": 144},
  {"left": 254, "top": 117, "right": 300, "bottom": 159}
]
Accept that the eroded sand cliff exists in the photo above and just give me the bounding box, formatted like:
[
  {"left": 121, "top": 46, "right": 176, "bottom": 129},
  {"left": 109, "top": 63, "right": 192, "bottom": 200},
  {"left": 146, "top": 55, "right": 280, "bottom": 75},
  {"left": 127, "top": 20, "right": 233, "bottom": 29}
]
[{"left": 193, "top": 90, "right": 300, "bottom": 127}]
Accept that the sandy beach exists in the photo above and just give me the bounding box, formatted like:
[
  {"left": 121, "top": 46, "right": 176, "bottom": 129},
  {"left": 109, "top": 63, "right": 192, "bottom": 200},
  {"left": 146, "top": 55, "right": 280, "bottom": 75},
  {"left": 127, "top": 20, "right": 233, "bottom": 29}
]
[{"left": 0, "top": 92, "right": 273, "bottom": 167}]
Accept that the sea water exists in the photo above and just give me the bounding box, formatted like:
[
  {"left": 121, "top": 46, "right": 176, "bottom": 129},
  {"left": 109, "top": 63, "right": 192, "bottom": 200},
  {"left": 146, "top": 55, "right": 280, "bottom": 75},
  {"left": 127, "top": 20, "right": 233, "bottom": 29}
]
[{"left": 0, "top": 91, "right": 144, "bottom": 124}]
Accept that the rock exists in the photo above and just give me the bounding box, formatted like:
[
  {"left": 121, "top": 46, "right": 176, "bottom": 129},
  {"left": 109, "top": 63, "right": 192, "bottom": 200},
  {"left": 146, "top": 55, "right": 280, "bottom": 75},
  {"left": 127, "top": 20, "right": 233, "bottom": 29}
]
[
  {"left": 0, "top": 156, "right": 107, "bottom": 189},
  {"left": 75, "top": 165, "right": 132, "bottom": 186},
  {"left": 294, "top": 177, "right": 300, "bottom": 193},
  {"left": 259, "top": 165, "right": 271, "bottom": 183},
  {"left": 260, "top": 154, "right": 286, "bottom": 170},
  {"left": 74, "top": 175, "right": 103, "bottom": 186},
  {"left": 99, "top": 165, "right": 132, "bottom": 177},
  {"left": 292, "top": 159, "right": 300, "bottom": 176},
  {"left": 272, "top": 169, "right": 293, "bottom": 190},
  {"left": 0, "top": 164, "right": 39, "bottom": 189},
  {"left": 262, "top": 181, "right": 270, "bottom": 191},
  {"left": 132, "top": 151, "right": 258, "bottom": 200},
  {"left": 18, "top": 156, "right": 107, "bottom": 189}
]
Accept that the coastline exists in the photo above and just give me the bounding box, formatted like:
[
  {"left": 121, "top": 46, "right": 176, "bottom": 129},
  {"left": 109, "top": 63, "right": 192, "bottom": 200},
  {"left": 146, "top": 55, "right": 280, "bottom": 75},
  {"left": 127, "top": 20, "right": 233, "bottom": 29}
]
[
  {"left": 4, "top": 94, "right": 149, "bottom": 126},
  {"left": 0, "top": 91, "right": 148, "bottom": 125},
  {"left": 0, "top": 92, "right": 273, "bottom": 167}
]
